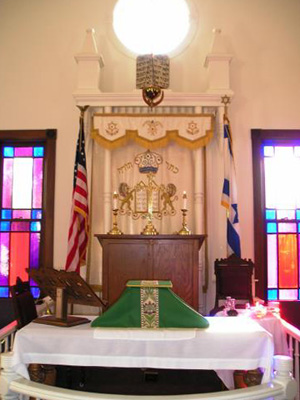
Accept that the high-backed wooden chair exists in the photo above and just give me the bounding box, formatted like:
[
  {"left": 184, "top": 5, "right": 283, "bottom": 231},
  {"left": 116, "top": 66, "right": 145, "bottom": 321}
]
[
  {"left": 210, "top": 254, "right": 254, "bottom": 315},
  {"left": 10, "top": 277, "right": 38, "bottom": 328},
  {"left": 10, "top": 277, "right": 57, "bottom": 386}
]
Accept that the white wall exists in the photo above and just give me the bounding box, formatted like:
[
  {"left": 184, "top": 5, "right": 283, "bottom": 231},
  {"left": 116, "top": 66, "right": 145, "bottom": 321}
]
[{"left": 1, "top": 0, "right": 300, "bottom": 311}]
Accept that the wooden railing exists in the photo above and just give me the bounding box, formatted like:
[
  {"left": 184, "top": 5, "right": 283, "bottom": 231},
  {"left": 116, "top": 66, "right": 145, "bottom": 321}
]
[
  {"left": 281, "top": 318, "right": 300, "bottom": 400},
  {"left": 0, "top": 320, "right": 17, "bottom": 354}
]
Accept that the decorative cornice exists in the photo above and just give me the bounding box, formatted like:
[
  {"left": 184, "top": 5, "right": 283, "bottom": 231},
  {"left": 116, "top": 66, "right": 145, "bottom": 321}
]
[{"left": 73, "top": 90, "right": 234, "bottom": 108}]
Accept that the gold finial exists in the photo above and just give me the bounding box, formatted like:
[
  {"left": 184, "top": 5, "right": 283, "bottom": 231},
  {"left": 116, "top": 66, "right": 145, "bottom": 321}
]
[
  {"left": 77, "top": 105, "right": 89, "bottom": 119},
  {"left": 221, "top": 95, "right": 231, "bottom": 116}
]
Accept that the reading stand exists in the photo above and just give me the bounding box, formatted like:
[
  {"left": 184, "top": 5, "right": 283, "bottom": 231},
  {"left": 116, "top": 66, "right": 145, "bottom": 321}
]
[{"left": 29, "top": 268, "right": 106, "bottom": 327}]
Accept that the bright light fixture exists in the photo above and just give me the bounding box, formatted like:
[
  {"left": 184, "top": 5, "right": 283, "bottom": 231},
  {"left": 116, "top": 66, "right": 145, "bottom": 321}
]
[{"left": 113, "top": 0, "right": 191, "bottom": 55}]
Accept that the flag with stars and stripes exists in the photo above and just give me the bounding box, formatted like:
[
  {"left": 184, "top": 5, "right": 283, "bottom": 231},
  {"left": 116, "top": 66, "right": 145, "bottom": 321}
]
[
  {"left": 221, "top": 115, "right": 241, "bottom": 257},
  {"left": 65, "top": 108, "right": 89, "bottom": 273}
]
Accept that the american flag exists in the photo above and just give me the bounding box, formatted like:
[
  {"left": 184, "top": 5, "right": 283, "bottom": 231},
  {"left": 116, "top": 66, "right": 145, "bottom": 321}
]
[
  {"left": 221, "top": 115, "right": 241, "bottom": 257},
  {"left": 65, "top": 106, "right": 89, "bottom": 273}
]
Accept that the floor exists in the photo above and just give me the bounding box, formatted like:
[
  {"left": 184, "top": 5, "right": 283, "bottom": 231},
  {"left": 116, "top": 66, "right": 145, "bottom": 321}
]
[{"left": 55, "top": 366, "right": 225, "bottom": 395}]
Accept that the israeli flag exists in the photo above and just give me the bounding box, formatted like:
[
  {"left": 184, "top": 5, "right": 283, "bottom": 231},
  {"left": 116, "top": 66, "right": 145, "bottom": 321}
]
[{"left": 221, "top": 116, "right": 241, "bottom": 257}]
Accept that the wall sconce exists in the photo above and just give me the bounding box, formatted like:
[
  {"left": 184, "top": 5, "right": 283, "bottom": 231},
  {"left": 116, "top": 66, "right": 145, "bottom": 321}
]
[{"left": 136, "top": 54, "right": 170, "bottom": 108}]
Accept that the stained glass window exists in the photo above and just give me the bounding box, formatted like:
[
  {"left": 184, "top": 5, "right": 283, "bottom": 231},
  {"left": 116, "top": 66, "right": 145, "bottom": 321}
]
[
  {"left": 264, "top": 145, "right": 300, "bottom": 301},
  {"left": 0, "top": 146, "right": 45, "bottom": 298}
]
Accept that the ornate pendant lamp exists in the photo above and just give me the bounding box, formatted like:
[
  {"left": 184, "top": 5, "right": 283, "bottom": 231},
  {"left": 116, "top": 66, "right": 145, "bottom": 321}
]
[{"left": 136, "top": 54, "right": 170, "bottom": 108}]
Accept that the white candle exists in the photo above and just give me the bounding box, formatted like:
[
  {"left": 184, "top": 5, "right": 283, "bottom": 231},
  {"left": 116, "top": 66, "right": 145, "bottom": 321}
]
[
  {"left": 112, "top": 191, "right": 118, "bottom": 210},
  {"left": 182, "top": 191, "right": 187, "bottom": 210}
]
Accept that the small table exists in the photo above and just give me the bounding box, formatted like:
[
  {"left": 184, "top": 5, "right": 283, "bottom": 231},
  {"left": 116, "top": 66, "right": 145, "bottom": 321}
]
[{"left": 11, "top": 316, "right": 274, "bottom": 389}]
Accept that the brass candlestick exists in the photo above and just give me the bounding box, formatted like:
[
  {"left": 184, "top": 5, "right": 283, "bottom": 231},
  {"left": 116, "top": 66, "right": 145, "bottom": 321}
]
[
  {"left": 108, "top": 209, "right": 123, "bottom": 235},
  {"left": 141, "top": 213, "right": 159, "bottom": 235},
  {"left": 177, "top": 209, "right": 191, "bottom": 235}
]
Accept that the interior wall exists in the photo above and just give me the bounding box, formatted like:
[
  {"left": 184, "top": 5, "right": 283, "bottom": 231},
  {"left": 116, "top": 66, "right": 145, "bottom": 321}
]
[{"left": 1, "top": 0, "right": 300, "bottom": 312}]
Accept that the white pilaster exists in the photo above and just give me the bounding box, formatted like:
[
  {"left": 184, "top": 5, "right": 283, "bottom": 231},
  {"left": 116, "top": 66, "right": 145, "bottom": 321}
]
[
  {"left": 204, "top": 29, "right": 233, "bottom": 95},
  {"left": 74, "top": 28, "right": 104, "bottom": 95}
]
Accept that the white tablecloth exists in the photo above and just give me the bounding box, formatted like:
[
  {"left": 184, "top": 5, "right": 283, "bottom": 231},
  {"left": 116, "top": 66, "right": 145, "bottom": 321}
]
[
  {"left": 216, "top": 310, "right": 289, "bottom": 356},
  {"left": 11, "top": 316, "right": 274, "bottom": 389}
]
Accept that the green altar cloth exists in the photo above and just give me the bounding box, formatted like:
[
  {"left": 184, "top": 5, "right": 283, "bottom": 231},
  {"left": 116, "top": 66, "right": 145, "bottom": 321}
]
[{"left": 91, "top": 280, "right": 209, "bottom": 329}]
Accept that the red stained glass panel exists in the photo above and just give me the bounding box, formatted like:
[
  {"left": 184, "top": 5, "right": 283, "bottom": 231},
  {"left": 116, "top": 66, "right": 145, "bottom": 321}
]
[
  {"left": 9, "top": 232, "right": 29, "bottom": 286},
  {"left": 0, "top": 233, "right": 9, "bottom": 285},
  {"left": 278, "top": 234, "right": 298, "bottom": 288}
]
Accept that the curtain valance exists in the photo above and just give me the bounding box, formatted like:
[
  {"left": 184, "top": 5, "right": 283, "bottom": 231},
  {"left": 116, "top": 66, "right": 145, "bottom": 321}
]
[{"left": 92, "top": 113, "right": 214, "bottom": 150}]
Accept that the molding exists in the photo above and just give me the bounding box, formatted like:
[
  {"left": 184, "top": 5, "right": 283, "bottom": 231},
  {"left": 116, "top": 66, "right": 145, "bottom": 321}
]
[
  {"left": 204, "top": 53, "right": 233, "bottom": 68},
  {"left": 73, "top": 90, "right": 233, "bottom": 108}
]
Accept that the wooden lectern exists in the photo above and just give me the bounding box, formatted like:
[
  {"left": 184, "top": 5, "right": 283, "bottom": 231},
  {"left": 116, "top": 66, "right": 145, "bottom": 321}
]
[{"left": 29, "top": 268, "right": 106, "bottom": 327}]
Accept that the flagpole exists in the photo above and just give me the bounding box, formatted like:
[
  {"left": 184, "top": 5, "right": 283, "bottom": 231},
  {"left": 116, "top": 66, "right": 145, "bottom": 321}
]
[
  {"left": 220, "top": 95, "right": 241, "bottom": 258},
  {"left": 65, "top": 105, "right": 90, "bottom": 274},
  {"left": 221, "top": 95, "right": 230, "bottom": 224}
]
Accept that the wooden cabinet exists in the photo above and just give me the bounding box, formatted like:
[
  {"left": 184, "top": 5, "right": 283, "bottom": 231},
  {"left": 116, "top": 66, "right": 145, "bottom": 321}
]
[{"left": 95, "top": 234, "right": 206, "bottom": 310}]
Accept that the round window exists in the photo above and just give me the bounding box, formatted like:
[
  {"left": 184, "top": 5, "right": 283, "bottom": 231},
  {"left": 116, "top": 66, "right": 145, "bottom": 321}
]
[{"left": 112, "top": 0, "right": 195, "bottom": 56}]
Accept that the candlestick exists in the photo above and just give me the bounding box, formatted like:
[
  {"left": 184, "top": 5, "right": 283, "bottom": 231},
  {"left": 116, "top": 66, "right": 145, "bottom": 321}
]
[
  {"left": 182, "top": 191, "right": 187, "bottom": 210},
  {"left": 108, "top": 209, "right": 123, "bottom": 235},
  {"left": 112, "top": 191, "right": 119, "bottom": 210},
  {"left": 177, "top": 208, "right": 191, "bottom": 235}
]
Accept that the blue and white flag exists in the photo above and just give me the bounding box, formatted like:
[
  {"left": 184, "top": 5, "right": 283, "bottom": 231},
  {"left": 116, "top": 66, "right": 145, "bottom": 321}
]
[{"left": 221, "top": 116, "right": 241, "bottom": 257}]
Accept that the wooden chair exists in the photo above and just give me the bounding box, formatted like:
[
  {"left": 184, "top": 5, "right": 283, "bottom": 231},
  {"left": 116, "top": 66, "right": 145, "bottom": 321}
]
[
  {"left": 10, "top": 277, "right": 38, "bottom": 328},
  {"left": 10, "top": 277, "right": 56, "bottom": 387},
  {"left": 210, "top": 254, "right": 254, "bottom": 315}
]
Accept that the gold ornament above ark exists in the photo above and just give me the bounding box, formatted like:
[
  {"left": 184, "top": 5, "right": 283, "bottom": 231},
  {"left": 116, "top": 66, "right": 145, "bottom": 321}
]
[{"left": 142, "top": 86, "right": 164, "bottom": 108}]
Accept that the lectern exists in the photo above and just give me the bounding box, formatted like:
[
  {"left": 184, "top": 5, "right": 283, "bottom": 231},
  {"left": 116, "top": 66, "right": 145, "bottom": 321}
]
[
  {"left": 95, "top": 234, "right": 206, "bottom": 310},
  {"left": 29, "top": 268, "right": 105, "bottom": 327}
]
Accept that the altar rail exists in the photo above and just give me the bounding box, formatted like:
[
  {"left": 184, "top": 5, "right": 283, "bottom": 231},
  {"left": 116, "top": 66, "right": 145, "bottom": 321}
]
[
  {"left": 0, "top": 318, "right": 299, "bottom": 400},
  {"left": 282, "top": 319, "right": 300, "bottom": 400}
]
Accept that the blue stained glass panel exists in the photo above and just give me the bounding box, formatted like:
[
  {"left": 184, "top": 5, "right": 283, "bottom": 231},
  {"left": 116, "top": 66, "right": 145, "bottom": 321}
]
[
  {"left": 267, "top": 222, "right": 277, "bottom": 233},
  {"left": 30, "top": 222, "right": 41, "bottom": 232},
  {"left": 30, "top": 287, "right": 40, "bottom": 298},
  {"left": 1, "top": 210, "right": 12, "bottom": 219},
  {"left": 268, "top": 289, "right": 278, "bottom": 300},
  {"left": 0, "top": 222, "right": 10, "bottom": 231},
  {"left": 32, "top": 210, "right": 42, "bottom": 219},
  {"left": 297, "top": 210, "right": 300, "bottom": 220},
  {"left": 0, "top": 287, "right": 9, "bottom": 297},
  {"left": 33, "top": 147, "right": 44, "bottom": 157},
  {"left": 3, "top": 147, "right": 14, "bottom": 157},
  {"left": 266, "top": 210, "right": 276, "bottom": 220}
]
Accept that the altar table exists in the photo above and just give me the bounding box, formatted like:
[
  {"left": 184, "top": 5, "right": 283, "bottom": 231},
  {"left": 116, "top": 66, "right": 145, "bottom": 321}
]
[{"left": 11, "top": 316, "right": 274, "bottom": 390}]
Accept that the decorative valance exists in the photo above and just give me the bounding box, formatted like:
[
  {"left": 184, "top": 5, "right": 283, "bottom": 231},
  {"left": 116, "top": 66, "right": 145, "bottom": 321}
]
[{"left": 91, "top": 113, "right": 214, "bottom": 150}]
